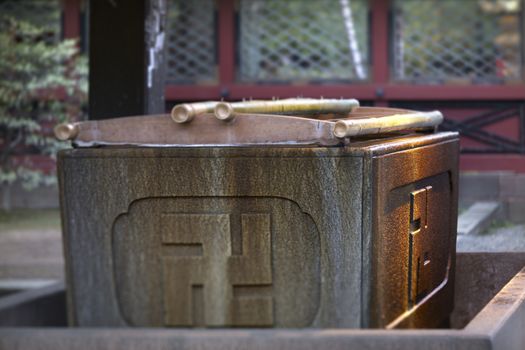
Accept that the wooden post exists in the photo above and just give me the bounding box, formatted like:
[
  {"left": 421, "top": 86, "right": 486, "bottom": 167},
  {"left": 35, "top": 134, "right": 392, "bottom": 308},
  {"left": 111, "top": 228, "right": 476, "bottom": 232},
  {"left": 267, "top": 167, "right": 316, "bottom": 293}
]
[
  {"left": 63, "top": 0, "right": 81, "bottom": 39},
  {"left": 88, "top": 0, "right": 167, "bottom": 119},
  {"left": 218, "top": 0, "right": 235, "bottom": 99},
  {"left": 371, "top": 0, "right": 390, "bottom": 107}
]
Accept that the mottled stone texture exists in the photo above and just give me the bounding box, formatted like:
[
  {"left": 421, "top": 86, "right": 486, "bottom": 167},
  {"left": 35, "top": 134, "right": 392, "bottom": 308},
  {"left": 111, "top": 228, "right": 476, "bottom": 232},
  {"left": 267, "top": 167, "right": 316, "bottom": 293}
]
[
  {"left": 58, "top": 132, "right": 459, "bottom": 329},
  {"left": 452, "top": 252, "right": 525, "bottom": 329}
]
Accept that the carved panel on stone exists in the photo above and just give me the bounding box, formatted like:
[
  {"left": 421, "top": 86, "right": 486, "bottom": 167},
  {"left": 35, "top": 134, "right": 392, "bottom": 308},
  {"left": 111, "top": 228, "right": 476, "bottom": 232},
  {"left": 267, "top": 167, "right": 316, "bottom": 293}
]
[
  {"left": 161, "top": 213, "right": 272, "bottom": 326},
  {"left": 112, "top": 197, "right": 320, "bottom": 327},
  {"left": 381, "top": 171, "right": 452, "bottom": 326}
]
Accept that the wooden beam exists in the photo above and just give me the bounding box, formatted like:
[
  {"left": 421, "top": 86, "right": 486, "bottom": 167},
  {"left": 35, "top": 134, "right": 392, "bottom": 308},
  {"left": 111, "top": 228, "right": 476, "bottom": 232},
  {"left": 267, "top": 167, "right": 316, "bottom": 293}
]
[
  {"left": 460, "top": 154, "right": 525, "bottom": 172},
  {"left": 165, "top": 84, "right": 525, "bottom": 102},
  {"left": 89, "top": 0, "right": 167, "bottom": 119}
]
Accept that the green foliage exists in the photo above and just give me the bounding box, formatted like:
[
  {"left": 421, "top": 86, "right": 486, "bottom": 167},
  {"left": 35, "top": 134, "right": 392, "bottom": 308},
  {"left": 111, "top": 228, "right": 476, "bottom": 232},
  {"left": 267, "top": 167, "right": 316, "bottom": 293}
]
[{"left": 0, "top": 15, "right": 87, "bottom": 191}]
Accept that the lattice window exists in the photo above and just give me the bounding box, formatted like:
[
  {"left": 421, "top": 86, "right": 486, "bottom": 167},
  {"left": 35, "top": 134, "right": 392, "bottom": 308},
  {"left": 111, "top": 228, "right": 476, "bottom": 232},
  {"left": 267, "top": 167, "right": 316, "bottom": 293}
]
[
  {"left": 238, "top": 0, "right": 369, "bottom": 82},
  {"left": 166, "top": 0, "right": 217, "bottom": 84},
  {"left": 0, "top": 0, "right": 61, "bottom": 42},
  {"left": 392, "top": 0, "right": 524, "bottom": 84}
]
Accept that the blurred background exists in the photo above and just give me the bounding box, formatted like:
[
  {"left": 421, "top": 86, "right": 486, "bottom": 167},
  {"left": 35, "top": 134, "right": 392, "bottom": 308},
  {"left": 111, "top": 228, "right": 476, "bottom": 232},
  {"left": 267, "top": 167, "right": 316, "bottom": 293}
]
[{"left": 0, "top": 0, "right": 524, "bottom": 287}]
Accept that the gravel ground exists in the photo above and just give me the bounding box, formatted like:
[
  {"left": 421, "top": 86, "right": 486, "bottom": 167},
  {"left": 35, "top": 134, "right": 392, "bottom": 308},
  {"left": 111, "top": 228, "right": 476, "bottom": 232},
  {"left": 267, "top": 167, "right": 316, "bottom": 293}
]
[
  {"left": 457, "top": 224, "right": 525, "bottom": 252},
  {"left": 0, "top": 228, "right": 64, "bottom": 279}
]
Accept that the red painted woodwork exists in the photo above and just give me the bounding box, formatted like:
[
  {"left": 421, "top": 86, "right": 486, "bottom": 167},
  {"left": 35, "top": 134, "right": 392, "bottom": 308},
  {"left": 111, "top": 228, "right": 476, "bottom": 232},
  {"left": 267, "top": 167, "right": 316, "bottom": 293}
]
[
  {"left": 460, "top": 155, "right": 525, "bottom": 172},
  {"left": 218, "top": 0, "right": 235, "bottom": 88},
  {"left": 383, "top": 85, "right": 525, "bottom": 101},
  {"left": 165, "top": 84, "right": 378, "bottom": 101},
  {"left": 441, "top": 107, "right": 521, "bottom": 142},
  {"left": 63, "top": 0, "right": 81, "bottom": 39},
  {"left": 371, "top": 0, "right": 389, "bottom": 85},
  {"left": 165, "top": 84, "right": 525, "bottom": 101},
  {"left": 61, "top": 0, "right": 525, "bottom": 172}
]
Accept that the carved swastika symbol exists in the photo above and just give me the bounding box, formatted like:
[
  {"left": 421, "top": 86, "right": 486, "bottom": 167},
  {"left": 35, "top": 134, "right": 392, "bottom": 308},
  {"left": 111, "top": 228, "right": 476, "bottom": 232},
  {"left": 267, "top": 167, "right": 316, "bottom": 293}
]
[
  {"left": 161, "top": 213, "right": 273, "bottom": 327},
  {"left": 409, "top": 186, "right": 433, "bottom": 305}
]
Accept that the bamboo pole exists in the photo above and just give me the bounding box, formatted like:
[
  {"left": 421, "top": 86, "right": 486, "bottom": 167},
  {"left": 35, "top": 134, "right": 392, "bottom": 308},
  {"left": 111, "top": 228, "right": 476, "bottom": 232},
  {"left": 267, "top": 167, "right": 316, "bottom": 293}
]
[
  {"left": 54, "top": 123, "right": 80, "bottom": 141},
  {"left": 214, "top": 98, "right": 360, "bottom": 121},
  {"left": 333, "top": 111, "right": 443, "bottom": 138},
  {"left": 171, "top": 101, "right": 220, "bottom": 123}
]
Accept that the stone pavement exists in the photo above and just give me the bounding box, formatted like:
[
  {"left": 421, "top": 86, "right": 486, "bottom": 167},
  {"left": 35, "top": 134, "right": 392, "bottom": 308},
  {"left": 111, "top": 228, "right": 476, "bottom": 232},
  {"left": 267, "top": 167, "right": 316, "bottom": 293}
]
[
  {"left": 0, "top": 228, "right": 64, "bottom": 280},
  {"left": 457, "top": 201, "right": 502, "bottom": 235}
]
